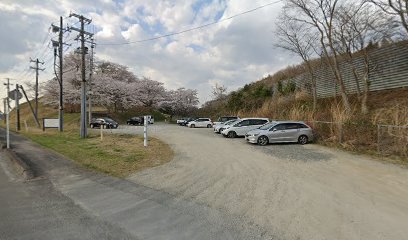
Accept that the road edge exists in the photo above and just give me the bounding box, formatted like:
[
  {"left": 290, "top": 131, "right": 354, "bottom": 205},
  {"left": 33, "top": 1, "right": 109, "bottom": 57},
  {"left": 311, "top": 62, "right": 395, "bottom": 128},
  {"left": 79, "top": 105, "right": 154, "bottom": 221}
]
[{"left": 1, "top": 144, "right": 34, "bottom": 180}]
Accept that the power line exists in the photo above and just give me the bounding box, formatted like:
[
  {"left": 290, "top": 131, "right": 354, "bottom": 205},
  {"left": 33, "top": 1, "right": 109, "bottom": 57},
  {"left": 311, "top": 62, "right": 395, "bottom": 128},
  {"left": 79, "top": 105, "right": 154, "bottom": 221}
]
[{"left": 97, "top": 0, "right": 282, "bottom": 46}]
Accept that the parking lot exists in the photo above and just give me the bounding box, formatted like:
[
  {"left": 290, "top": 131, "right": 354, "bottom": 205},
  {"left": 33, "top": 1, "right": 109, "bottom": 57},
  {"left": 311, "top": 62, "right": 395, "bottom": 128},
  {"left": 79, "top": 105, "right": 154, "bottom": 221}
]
[{"left": 113, "top": 123, "right": 408, "bottom": 240}]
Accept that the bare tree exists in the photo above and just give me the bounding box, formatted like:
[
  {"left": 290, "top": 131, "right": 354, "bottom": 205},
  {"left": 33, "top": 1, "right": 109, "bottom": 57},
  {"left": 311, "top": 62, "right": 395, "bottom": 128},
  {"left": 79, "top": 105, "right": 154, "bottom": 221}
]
[
  {"left": 275, "top": 13, "right": 319, "bottom": 112},
  {"left": 369, "top": 0, "right": 408, "bottom": 35},
  {"left": 212, "top": 83, "right": 227, "bottom": 100},
  {"left": 333, "top": 2, "right": 397, "bottom": 113},
  {"left": 284, "top": 0, "right": 352, "bottom": 112}
]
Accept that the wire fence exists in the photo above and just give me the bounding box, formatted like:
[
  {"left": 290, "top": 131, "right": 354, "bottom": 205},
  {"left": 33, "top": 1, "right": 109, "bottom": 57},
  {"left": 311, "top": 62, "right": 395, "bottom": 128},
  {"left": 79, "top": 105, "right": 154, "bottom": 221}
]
[
  {"left": 308, "top": 121, "right": 408, "bottom": 158},
  {"left": 377, "top": 125, "right": 408, "bottom": 158}
]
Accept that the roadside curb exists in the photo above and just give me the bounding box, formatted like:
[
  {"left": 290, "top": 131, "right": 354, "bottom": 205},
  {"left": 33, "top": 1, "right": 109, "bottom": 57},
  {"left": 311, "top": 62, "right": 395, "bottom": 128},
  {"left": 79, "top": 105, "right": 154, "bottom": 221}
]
[{"left": 2, "top": 148, "right": 34, "bottom": 180}]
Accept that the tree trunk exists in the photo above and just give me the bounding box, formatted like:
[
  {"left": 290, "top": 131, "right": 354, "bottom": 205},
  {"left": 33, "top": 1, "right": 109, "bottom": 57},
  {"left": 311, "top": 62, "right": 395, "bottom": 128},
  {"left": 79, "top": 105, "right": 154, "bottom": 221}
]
[
  {"left": 305, "top": 61, "right": 317, "bottom": 113},
  {"left": 347, "top": 53, "right": 362, "bottom": 99},
  {"left": 361, "top": 52, "right": 371, "bottom": 114},
  {"left": 330, "top": 51, "right": 352, "bottom": 113},
  {"left": 323, "top": 53, "right": 352, "bottom": 113}
]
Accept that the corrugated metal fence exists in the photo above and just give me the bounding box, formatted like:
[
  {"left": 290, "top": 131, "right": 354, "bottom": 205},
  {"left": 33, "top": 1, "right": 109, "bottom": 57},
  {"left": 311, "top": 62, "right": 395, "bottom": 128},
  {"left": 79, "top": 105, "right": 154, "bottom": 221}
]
[{"left": 277, "top": 42, "right": 408, "bottom": 97}]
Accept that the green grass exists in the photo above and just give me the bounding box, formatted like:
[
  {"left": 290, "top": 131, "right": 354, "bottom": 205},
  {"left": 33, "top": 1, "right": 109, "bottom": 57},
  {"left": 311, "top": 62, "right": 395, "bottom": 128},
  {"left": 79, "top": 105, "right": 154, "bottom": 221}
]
[
  {"left": 4, "top": 102, "right": 174, "bottom": 177},
  {"left": 26, "top": 130, "right": 173, "bottom": 177}
]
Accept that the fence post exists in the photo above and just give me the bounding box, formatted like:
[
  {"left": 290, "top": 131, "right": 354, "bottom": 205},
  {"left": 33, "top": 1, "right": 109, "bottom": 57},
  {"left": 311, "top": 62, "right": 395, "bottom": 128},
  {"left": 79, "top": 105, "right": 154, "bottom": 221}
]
[
  {"left": 337, "top": 122, "right": 343, "bottom": 144},
  {"left": 377, "top": 124, "right": 380, "bottom": 155},
  {"left": 144, "top": 116, "right": 148, "bottom": 147}
]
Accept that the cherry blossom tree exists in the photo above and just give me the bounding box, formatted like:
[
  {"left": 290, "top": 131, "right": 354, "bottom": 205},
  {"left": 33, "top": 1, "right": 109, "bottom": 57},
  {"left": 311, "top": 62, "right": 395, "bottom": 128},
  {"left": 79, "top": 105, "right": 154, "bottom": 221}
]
[
  {"left": 160, "top": 88, "right": 199, "bottom": 119},
  {"left": 134, "top": 77, "right": 167, "bottom": 107},
  {"left": 42, "top": 55, "right": 181, "bottom": 113}
]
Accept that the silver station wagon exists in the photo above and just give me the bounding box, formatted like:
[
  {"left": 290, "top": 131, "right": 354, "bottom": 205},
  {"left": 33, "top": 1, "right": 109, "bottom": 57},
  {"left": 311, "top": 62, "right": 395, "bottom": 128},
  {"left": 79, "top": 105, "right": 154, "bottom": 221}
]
[{"left": 245, "top": 121, "right": 314, "bottom": 146}]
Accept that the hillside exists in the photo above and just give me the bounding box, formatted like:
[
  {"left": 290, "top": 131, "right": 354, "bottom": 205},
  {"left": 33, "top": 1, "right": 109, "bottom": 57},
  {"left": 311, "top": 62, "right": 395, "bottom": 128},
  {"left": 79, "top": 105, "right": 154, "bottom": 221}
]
[
  {"left": 4, "top": 100, "right": 167, "bottom": 131},
  {"left": 199, "top": 43, "right": 408, "bottom": 160}
]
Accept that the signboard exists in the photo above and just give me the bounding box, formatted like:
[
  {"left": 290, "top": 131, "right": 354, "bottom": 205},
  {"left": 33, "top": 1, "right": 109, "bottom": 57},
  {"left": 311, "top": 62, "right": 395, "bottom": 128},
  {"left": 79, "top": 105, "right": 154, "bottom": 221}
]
[
  {"left": 43, "top": 118, "right": 60, "bottom": 131},
  {"left": 8, "top": 90, "right": 23, "bottom": 100}
]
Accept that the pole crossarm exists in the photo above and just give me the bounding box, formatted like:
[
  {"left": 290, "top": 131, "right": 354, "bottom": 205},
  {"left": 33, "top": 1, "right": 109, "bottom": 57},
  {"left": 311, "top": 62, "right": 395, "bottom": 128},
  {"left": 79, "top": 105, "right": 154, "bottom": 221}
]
[
  {"left": 69, "top": 13, "right": 92, "bottom": 23},
  {"left": 69, "top": 26, "right": 94, "bottom": 36}
]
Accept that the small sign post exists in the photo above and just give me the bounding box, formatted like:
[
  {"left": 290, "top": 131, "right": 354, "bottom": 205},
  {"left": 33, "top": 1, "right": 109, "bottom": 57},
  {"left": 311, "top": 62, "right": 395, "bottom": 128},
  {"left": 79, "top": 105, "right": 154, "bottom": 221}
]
[
  {"left": 42, "top": 118, "right": 60, "bottom": 131},
  {"left": 144, "top": 115, "right": 148, "bottom": 147},
  {"left": 100, "top": 124, "right": 103, "bottom": 141}
]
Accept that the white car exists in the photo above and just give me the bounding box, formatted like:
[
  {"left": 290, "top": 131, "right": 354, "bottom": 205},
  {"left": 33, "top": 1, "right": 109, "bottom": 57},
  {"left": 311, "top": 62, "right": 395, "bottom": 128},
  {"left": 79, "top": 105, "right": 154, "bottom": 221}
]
[
  {"left": 212, "top": 116, "right": 239, "bottom": 126},
  {"left": 213, "top": 119, "right": 240, "bottom": 133},
  {"left": 176, "top": 118, "right": 186, "bottom": 125},
  {"left": 221, "top": 118, "right": 269, "bottom": 138},
  {"left": 187, "top": 118, "right": 213, "bottom": 128},
  {"left": 245, "top": 121, "right": 314, "bottom": 145}
]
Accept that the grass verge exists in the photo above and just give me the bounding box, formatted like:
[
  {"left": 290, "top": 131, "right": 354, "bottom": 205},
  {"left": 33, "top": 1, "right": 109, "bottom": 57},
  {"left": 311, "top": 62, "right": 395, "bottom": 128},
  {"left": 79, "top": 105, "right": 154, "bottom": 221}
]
[{"left": 24, "top": 128, "right": 173, "bottom": 178}]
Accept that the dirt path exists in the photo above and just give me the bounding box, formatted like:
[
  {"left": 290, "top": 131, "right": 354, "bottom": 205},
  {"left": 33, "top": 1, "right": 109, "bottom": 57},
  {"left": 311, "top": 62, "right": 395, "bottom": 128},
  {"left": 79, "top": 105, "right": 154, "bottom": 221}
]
[{"left": 121, "top": 124, "right": 408, "bottom": 240}]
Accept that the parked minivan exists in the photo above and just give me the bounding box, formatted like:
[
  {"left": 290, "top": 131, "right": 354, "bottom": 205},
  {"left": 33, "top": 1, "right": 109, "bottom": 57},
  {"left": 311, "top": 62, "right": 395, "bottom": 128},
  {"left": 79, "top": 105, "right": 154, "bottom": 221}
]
[{"left": 221, "top": 118, "right": 269, "bottom": 138}]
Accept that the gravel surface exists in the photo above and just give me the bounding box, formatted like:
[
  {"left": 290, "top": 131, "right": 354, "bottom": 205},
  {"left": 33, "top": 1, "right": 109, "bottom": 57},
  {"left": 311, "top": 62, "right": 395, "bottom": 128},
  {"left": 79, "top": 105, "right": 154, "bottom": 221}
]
[
  {"left": 1, "top": 129, "right": 275, "bottom": 240},
  {"left": 115, "top": 123, "right": 408, "bottom": 240}
]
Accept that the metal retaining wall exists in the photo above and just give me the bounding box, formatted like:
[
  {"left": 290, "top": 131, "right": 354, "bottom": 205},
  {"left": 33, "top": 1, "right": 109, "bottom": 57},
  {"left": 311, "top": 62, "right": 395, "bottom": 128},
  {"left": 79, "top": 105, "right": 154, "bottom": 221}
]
[{"left": 278, "top": 42, "right": 408, "bottom": 98}]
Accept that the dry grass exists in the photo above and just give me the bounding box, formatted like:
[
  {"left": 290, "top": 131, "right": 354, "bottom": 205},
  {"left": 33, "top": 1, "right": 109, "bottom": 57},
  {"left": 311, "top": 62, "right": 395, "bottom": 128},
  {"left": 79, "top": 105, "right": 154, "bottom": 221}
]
[
  {"left": 230, "top": 88, "right": 408, "bottom": 162},
  {"left": 372, "top": 104, "right": 408, "bottom": 126}
]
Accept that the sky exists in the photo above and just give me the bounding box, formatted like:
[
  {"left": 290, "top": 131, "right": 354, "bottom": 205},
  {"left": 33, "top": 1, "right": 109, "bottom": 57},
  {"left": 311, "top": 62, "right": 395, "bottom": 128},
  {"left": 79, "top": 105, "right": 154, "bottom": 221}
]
[{"left": 0, "top": 0, "right": 301, "bottom": 107}]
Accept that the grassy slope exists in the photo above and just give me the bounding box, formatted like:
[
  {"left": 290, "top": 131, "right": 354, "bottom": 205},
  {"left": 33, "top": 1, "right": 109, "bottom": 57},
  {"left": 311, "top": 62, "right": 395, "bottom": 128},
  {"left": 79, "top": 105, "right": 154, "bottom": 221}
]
[
  {"left": 5, "top": 101, "right": 174, "bottom": 177},
  {"left": 199, "top": 86, "right": 408, "bottom": 161}
]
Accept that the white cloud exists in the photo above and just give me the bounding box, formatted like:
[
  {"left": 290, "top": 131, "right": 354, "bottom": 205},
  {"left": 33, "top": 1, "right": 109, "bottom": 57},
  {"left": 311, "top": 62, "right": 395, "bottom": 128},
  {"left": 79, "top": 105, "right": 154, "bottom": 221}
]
[{"left": 0, "top": 0, "right": 300, "bottom": 108}]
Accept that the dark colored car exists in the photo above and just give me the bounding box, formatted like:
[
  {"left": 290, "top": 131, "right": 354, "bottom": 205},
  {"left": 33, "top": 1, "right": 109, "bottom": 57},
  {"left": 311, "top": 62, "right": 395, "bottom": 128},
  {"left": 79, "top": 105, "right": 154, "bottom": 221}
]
[
  {"left": 127, "top": 116, "right": 154, "bottom": 125},
  {"left": 90, "top": 117, "right": 119, "bottom": 129},
  {"left": 127, "top": 117, "right": 143, "bottom": 125}
]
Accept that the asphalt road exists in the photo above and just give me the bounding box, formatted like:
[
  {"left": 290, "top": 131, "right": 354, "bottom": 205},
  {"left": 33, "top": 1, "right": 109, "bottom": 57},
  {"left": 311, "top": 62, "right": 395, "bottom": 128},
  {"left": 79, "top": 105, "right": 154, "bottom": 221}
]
[
  {"left": 0, "top": 153, "right": 135, "bottom": 240},
  {"left": 0, "top": 129, "right": 272, "bottom": 240},
  {"left": 116, "top": 123, "right": 408, "bottom": 240}
]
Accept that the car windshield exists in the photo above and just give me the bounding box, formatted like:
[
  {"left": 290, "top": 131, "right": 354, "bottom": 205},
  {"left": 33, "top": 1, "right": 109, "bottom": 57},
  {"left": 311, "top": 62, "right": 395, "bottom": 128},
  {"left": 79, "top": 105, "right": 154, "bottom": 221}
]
[
  {"left": 224, "top": 119, "right": 238, "bottom": 125},
  {"left": 259, "top": 122, "right": 276, "bottom": 130},
  {"left": 104, "top": 118, "right": 116, "bottom": 123}
]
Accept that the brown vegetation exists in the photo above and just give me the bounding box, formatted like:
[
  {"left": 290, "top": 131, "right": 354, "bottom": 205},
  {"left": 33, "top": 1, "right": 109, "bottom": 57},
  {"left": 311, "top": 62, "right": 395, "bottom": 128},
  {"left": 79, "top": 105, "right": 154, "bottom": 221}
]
[{"left": 199, "top": 87, "right": 408, "bottom": 161}]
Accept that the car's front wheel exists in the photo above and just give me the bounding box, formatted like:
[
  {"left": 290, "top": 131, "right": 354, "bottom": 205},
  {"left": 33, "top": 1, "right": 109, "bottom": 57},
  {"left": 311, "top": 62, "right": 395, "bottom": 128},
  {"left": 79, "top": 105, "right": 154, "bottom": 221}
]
[
  {"left": 207, "top": 124, "right": 212, "bottom": 128},
  {"left": 190, "top": 124, "right": 195, "bottom": 128},
  {"left": 257, "top": 136, "right": 269, "bottom": 146},
  {"left": 227, "top": 131, "right": 236, "bottom": 138},
  {"left": 298, "top": 135, "right": 308, "bottom": 145}
]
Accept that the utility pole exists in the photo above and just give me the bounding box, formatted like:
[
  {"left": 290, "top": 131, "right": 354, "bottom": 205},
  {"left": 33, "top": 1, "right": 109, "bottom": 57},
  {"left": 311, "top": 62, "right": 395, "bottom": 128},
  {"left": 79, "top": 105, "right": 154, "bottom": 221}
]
[
  {"left": 59, "top": 16, "right": 64, "bottom": 132},
  {"left": 4, "top": 78, "right": 10, "bottom": 149},
  {"left": 30, "top": 58, "right": 45, "bottom": 119},
  {"left": 69, "top": 13, "right": 92, "bottom": 138},
  {"left": 15, "top": 84, "right": 20, "bottom": 131},
  {"left": 52, "top": 16, "right": 65, "bottom": 132},
  {"left": 2, "top": 98, "right": 6, "bottom": 124},
  {"left": 88, "top": 38, "right": 94, "bottom": 124}
]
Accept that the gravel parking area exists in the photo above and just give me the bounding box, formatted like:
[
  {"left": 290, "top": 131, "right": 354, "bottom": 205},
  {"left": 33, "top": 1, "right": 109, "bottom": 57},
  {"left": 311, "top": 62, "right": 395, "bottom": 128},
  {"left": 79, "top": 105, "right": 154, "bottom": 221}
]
[{"left": 114, "top": 123, "right": 408, "bottom": 240}]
